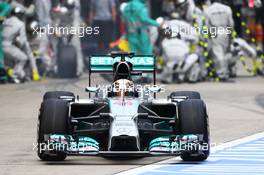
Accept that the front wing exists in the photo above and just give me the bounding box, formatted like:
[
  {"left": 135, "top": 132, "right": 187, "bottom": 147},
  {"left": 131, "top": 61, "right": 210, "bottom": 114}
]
[{"left": 41, "top": 134, "right": 206, "bottom": 157}]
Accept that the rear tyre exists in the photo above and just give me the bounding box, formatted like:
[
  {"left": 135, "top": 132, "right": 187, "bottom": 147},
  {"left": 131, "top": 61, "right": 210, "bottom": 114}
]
[
  {"left": 178, "top": 99, "right": 209, "bottom": 161},
  {"left": 43, "top": 91, "right": 74, "bottom": 100},
  {"left": 170, "top": 91, "right": 201, "bottom": 99},
  {"left": 37, "top": 99, "right": 69, "bottom": 161},
  {"left": 57, "top": 43, "right": 77, "bottom": 78}
]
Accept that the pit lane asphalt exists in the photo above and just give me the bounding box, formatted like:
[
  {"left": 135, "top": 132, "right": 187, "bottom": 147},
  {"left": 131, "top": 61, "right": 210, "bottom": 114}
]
[{"left": 0, "top": 69, "right": 263, "bottom": 175}]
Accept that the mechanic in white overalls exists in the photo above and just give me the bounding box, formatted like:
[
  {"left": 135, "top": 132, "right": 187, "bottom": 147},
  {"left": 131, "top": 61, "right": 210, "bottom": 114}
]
[
  {"left": 205, "top": 0, "right": 234, "bottom": 80},
  {"left": 3, "top": 5, "right": 39, "bottom": 83},
  {"left": 160, "top": 19, "right": 200, "bottom": 83},
  {"left": 50, "top": 0, "right": 84, "bottom": 77},
  {"left": 34, "top": 0, "right": 52, "bottom": 73}
]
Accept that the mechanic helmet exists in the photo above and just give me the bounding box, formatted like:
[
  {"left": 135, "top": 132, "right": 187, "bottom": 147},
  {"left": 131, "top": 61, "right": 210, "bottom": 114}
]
[
  {"left": 174, "top": 0, "right": 189, "bottom": 18},
  {"left": 230, "top": 40, "right": 241, "bottom": 55},
  {"left": 113, "top": 79, "right": 134, "bottom": 97},
  {"left": 194, "top": 0, "right": 207, "bottom": 7},
  {"left": 10, "top": 0, "right": 26, "bottom": 20},
  {"left": 11, "top": 6, "right": 25, "bottom": 20},
  {"left": 255, "top": 0, "right": 262, "bottom": 8},
  {"left": 174, "top": 0, "right": 188, "bottom": 6},
  {"left": 27, "top": 20, "right": 39, "bottom": 33},
  {"left": 120, "top": 2, "right": 128, "bottom": 13},
  {"left": 65, "top": 0, "right": 76, "bottom": 9}
]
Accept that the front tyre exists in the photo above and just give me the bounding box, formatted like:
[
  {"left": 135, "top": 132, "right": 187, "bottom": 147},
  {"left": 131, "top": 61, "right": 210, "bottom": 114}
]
[
  {"left": 43, "top": 91, "right": 74, "bottom": 100},
  {"left": 37, "top": 99, "right": 69, "bottom": 161},
  {"left": 178, "top": 99, "right": 210, "bottom": 161}
]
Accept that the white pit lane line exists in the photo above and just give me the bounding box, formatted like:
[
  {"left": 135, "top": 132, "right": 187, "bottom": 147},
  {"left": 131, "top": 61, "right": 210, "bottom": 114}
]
[{"left": 115, "top": 132, "right": 264, "bottom": 175}]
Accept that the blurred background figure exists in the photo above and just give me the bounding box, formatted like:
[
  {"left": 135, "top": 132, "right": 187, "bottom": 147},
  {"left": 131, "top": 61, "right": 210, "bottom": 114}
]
[
  {"left": 171, "top": 0, "right": 203, "bottom": 26},
  {"left": 231, "top": 0, "right": 244, "bottom": 38},
  {"left": 0, "top": 0, "right": 262, "bottom": 85},
  {"left": 89, "top": 0, "right": 116, "bottom": 54},
  {"left": 260, "top": 0, "right": 264, "bottom": 50},
  {"left": 159, "top": 19, "right": 200, "bottom": 83},
  {"left": 0, "top": 1, "right": 11, "bottom": 83},
  {"left": 164, "top": 0, "right": 209, "bottom": 77},
  {"left": 121, "top": 0, "right": 161, "bottom": 55},
  {"left": 121, "top": 0, "right": 164, "bottom": 83},
  {"left": 227, "top": 37, "right": 257, "bottom": 77},
  {"left": 35, "top": 0, "right": 51, "bottom": 28},
  {"left": 205, "top": 0, "right": 234, "bottom": 81},
  {"left": 51, "top": 0, "right": 84, "bottom": 77},
  {"left": 34, "top": 0, "right": 52, "bottom": 76},
  {"left": 3, "top": 3, "right": 40, "bottom": 83}
]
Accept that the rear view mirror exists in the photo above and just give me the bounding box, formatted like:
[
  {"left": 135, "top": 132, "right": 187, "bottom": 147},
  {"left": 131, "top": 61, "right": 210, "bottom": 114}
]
[
  {"left": 148, "top": 86, "right": 161, "bottom": 93},
  {"left": 85, "top": 87, "right": 100, "bottom": 93}
]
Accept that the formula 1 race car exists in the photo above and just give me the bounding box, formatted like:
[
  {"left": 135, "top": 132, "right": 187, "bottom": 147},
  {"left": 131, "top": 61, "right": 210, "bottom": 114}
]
[{"left": 37, "top": 52, "right": 210, "bottom": 161}]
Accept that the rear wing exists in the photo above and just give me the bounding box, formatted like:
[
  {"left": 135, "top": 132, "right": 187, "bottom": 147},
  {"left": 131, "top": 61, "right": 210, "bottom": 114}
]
[
  {"left": 88, "top": 54, "right": 156, "bottom": 87},
  {"left": 90, "top": 55, "right": 155, "bottom": 72}
]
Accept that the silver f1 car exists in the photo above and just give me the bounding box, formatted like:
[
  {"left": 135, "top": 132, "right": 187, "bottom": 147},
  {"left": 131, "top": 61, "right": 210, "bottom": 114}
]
[{"left": 37, "top": 52, "right": 210, "bottom": 161}]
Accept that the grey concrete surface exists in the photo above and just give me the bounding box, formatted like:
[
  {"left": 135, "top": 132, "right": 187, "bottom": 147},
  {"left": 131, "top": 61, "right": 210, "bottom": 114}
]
[{"left": 0, "top": 70, "right": 263, "bottom": 175}]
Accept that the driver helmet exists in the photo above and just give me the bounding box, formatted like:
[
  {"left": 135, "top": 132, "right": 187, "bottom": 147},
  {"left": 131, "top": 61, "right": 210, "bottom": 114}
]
[{"left": 113, "top": 79, "right": 134, "bottom": 97}]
